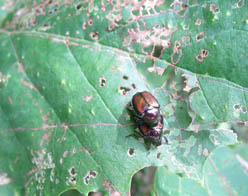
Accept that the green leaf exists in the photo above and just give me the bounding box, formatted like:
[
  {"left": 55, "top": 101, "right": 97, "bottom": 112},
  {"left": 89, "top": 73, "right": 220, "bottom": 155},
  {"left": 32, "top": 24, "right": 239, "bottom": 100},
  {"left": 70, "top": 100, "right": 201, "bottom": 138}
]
[
  {"left": 190, "top": 75, "right": 248, "bottom": 124},
  {"left": 0, "top": 0, "right": 246, "bottom": 195},
  {"left": 153, "top": 144, "right": 248, "bottom": 196},
  {"left": 152, "top": 167, "right": 208, "bottom": 196},
  {"left": 203, "top": 146, "right": 248, "bottom": 196}
]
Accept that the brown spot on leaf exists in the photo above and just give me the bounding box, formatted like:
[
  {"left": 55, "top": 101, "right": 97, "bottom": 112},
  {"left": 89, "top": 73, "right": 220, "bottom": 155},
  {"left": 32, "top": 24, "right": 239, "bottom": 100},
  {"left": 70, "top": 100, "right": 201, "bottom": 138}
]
[
  {"left": 147, "top": 66, "right": 164, "bottom": 76},
  {"left": 18, "top": 62, "right": 25, "bottom": 72},
  {"left": 195, "top": 18, "right": 202, "bottom": 26},
  {"left": 14, "top": 156, "right": 19, "bottom": 164},
  {"left": 42, "top": 114, "right": 48, "bottom": 124},
  {"left": 8, "top": 96, "right": 13, "bottom": 104},
  {"left": 21, "top": 80, "right": 38, "bottom": 91},
  {"left": 181, "top": 36, "right": 192, "bottom": 46},
  {"left": 102, "top": 180, "right": 117, "bottom": 193},
  {"left": 122, "top": 22, "right": 175, "bottom": 57},
  {"left": 111, "top": 192, "right": 122, "bottom": 196},
  {"left": 87, "top": 12, "right": 93, "bottom": 26},
  {"left": 210, "top": 3, "right": 220, "bottom": 14},
  {"left": 171, "top": 40, "right": 183, "bottom": 65},
  {"left": 196, "top": 49, "right": 209, "bottom": 62},
  {"left": 40, "top": 131, "right": 52, "bottom": 146},
  {"left": 83, "top": 94, "right": 94, "bottom": 102},
  {"left": 196, "top": 54, "right": 204, "bottom": 62},
  {"left": 171, "top": 0, "right": 188, "bottom": 17},
  {"left": 203, "top": 148, "right": 209, "bottom": 156}
]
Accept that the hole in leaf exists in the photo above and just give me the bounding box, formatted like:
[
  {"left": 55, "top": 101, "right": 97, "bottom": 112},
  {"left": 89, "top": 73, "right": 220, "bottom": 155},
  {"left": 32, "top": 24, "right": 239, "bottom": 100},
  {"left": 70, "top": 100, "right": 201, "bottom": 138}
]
[
  {"left": 119, "top": 86, "right": 131, "bottom": 95},
  {"left": 201, "top": 49, "right": 209, "bottom": 58},
  {"left": 183, "top": 3, "right": 188, "bottom": 9},
  {"left": 84, "top": 175, "right": 90, "bottom": 185},
  {"left": 61, "top": 189, "right": 82, "bottom": 196},
  {"left": 90, "top": 32, "right": 99, "bottom": 41},
  {"left": 132, "top": 10, "right": 139, "bottom": 16},
  {"left": 71, "top": 176, "right": 76, "bottom": 183},
  {"left": 82, "top": 22, "right": 88, "bottom": 30},
  {"left": 69, "top": 167, "right": 76, "bottom": 176},
  {"left": 237, "top": 0, "right": 245, "bottom": 7},
  {"left": 76, "top": 3, "right": 84, "bottom": 10},
  {"left": 157, "top": 152, "right": 161, "bottom": 159},
  {"left": 182, "top": 24, "right": 189, "bottom": 30},
  {"left": 195, "top": 18, "right": 202, "bottom": 26},
  {"left": 196, "top": 32, "right": 205, "bottom": 42},
  {"left": 107, "top": 24, "right": 115, "bottom": 31},
  {"left": 89, "top": 192, "right": 103, "bottom": 196},
  {"left": 131, "top": 167, "right": 156, "bottom": 195},
  {"left": 132, "top": 83, "right": 136, "bottom": 89},
  {"left": 122, "top": 75, "right": 129, "bottom": 80},
  {"left": 210, "top": 3, "right": 220, "bottom": 13},
  {"left": 99, "top": 77, "right": 107, "bottom": 88},
  {"left": 241, "top": 105, "right": 247, "bottom": 113},
  {"left": 153, "top": 45, "right": 163, "bottom": 58},
  {"left": 89, "top": 170, "right": 97, "bottom": 178},
  {"left": 128, "top": 148, "right": 135, "bottom": 156},
  {"left": 88, "top": 18, "right": 93, "bottom": 26},
  {"left": 196, "top": 54, "right": 204, "bottom": 62}
]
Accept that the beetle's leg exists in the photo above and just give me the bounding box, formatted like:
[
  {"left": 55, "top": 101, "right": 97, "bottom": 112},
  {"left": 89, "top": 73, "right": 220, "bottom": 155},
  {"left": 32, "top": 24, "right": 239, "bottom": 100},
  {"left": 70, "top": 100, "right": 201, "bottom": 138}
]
[
  {"left": 162, "top": 135, "right": 169, "bottom": 144},
  {"left": 126, "top": 127, "right": 144, "bottom": 138},
  {"left": 126, "top": 132, "right": 142, "bottom": 140},
  {"left": 132, "top": 116, "right": 143, "bottom": 124},
  {"left": 126, "top": 103, "right": 143, "bottom": 123},
  {"left": 126, "top": 102, "right": 133, "bottom": 112}
]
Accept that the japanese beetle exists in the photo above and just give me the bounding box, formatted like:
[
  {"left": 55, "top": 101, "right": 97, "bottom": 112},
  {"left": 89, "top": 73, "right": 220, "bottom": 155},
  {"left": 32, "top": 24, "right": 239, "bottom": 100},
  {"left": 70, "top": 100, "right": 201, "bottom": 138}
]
[
  {"left": 131, "top": 91, "right": 160, "bottom": 126},
  {"left": 127, "top": 91, "right": 168, "bottom": 146},
  {"left": 138, "top": 114, "right": 164, "bottom": 146}
]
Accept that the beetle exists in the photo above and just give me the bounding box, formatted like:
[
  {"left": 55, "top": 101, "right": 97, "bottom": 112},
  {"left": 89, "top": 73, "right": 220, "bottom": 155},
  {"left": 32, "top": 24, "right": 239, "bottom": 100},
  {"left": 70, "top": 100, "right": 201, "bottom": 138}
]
[
  {"left": 137, "top": 114, "right": 165, "bottom": 146},
  {"left": 130, "top": 91, "right": 160, "bottom": 126},
  {"left": 127, "top": 91, "right": 168, "bottom": 146}
]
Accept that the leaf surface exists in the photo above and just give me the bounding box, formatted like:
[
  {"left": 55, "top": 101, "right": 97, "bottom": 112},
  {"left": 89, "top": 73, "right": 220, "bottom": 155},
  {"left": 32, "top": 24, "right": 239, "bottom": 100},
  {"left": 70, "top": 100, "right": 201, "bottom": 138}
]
[{"left": 0, "top": 0, "right": 247, "bottom": 195}]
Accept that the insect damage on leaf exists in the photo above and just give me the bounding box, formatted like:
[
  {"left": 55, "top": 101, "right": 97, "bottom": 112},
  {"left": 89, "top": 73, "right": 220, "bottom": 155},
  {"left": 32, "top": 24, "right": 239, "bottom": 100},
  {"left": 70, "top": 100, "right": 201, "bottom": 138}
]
[
  {"left": 196, "top": 32, "right": 205, "bottom": 42},
  {"left": 99, "top": 76, "right": 107, "bottom": 88},
  {"left": 118, "top": 86, "right": 131, "bottom": 96},
  {"left": 0, "top": 173, "right": 13, "bottom": 185},
  {"left": 90, "top": 32, "right": 99, "bottom": 41},
  {"left": 0, "top": 72, "right": 9, "bottom": 89},
  {"left": 66, "top": 167, "right": 77, "bottom": 186},
  {"left": 127, "top": 148, "right": 135, "bottom": 157},
  {"left": 26, "top": 149, "right": 56, "bottom": 195},
  {"left": 196, "top": 49, "right": 209, "bottom": 63},
  {"left": 83, "top": 170, "right": 98, "bottom": 185},
  {"left": 83, "top": 94, "right": 94, "bottom": 102}
]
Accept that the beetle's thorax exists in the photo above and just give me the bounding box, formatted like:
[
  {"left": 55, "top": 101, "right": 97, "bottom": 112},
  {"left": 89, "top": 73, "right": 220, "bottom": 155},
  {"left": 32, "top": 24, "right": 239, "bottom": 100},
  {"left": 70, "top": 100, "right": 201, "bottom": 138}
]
[{"left": 144, "top": 106, "right": 159, "bottom": 122}]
